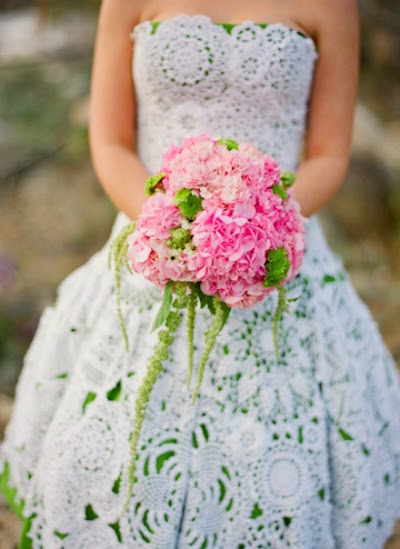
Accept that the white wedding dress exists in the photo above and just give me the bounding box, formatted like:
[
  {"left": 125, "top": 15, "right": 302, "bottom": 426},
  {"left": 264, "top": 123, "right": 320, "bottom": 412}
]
[{"left": 1, "top": 14, "right": 400, "bottom": 549}]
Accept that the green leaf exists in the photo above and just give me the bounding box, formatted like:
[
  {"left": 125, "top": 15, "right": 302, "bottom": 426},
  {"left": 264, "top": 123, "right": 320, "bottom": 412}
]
[
  {"left": 152, "top": 281, "right": 173, "bottom": 331},
  {"left": 280, "top": 171, "right": 296, "bottom": 188},
  {"left": 271, "top": 184, "right": 288, "bottom": 200},
  {"left": 217, "top": 137, "right": 239, "bottom": 151},
  {"left": 145, "top": 172, "right": 166, "bottom": 196},
  {"left": 195, "top": 283, "right": 216, "bottom": 313},
  {"left": 287, "top": 295, "right": 301, "bottom": 303},
  {"left": 219, "top": 301, "right": 232, "bottom": 331},
  {"left": 207, "top": 297, "right": 216, "bottom": 316},
  {"left": 194, "top": 282, "right": 208, "bottom": 308}
]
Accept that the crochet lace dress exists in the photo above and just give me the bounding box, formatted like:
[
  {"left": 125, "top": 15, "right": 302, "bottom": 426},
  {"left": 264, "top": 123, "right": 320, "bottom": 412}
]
[{"left": 1, "top": 14, "right": 400, "bottom": 549}]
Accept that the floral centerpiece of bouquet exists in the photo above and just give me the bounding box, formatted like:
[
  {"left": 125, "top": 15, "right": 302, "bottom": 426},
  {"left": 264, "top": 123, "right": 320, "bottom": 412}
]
[{"left": 109, "top": 134, "right": 307, "bottom": 515}]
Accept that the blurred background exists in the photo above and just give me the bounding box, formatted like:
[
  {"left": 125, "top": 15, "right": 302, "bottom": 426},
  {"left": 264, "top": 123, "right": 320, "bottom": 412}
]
[{"left": 0, "top": 0, "right": 399, "bottom": 546}]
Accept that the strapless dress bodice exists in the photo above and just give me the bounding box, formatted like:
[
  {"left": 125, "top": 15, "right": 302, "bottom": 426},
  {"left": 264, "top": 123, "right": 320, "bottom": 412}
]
[{"left": 130, "top": 13, "right": 318, "bottom": 174}]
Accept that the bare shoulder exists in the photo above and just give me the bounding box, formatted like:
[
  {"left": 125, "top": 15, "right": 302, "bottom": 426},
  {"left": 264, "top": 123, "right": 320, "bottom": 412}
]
[
  {"left": 305, "top": 0, "right": 359, "bottom": 40},
  {"left": 97, "top": 0, "right": 146, "bottom": 30}
]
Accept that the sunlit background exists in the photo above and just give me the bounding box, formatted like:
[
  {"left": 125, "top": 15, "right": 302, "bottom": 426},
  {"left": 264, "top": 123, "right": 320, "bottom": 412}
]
[{"left": 0, "top": 0, "right": 399, "bottom": 545}]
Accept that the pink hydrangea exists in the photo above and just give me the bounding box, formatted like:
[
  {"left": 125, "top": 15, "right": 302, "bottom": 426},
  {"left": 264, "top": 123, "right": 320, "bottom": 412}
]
[
  {"left": 127, "top": 193, "right": 193, "bottom": 287},
  {"left": 127, "top": 134, "right": 307, "bottom": 307}
]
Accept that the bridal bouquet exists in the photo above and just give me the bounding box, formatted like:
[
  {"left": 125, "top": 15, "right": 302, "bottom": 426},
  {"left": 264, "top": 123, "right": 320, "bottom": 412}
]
[{"left": 109, "top": 134, "right": 307, "bottom": 514}]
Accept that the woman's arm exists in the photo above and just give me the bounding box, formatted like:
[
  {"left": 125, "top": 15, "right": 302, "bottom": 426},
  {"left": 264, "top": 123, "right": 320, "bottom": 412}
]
[
  {"left": 292, "top": 0, "right": 360, "bottom": 218},
  {"left": 89, "top": 0, "right": 150, "bottom": 221}
]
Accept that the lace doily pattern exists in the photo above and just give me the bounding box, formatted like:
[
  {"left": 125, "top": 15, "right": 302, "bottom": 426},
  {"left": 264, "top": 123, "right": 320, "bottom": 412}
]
[
  {"left": 1, "top": 13, "right": 400, "bottom": 549},
  {"left": 1, "top": 213, "right": 399, "bottom": 548},
  {"left": 131, "top": 14, "right": 318, "bottom": 173}
]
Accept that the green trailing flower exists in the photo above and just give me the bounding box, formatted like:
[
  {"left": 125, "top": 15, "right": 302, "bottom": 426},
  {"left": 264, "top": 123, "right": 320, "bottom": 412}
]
[
  {"left": 145, "top": 172, "right": 166, "bottom": 196},
  {"left": 174, "top": 188, "right": 203, "bottom": 220},
  {"left": 108, "top": 222, "right": 136, "bottom": 351},
  {"left": 120, "top": 282, "right": 189, "bottom": 518},
  {"left": 191, "top": 298, "right": 227, "bottom": 404},
  {"left": 272, "top": 286, "right": 291, "bottom": 360},
  {"left": 186, "top": 283, "right": 198, "bottom": 390},
  {"left": 263, "top": 247, "right": 299, "bottom": 359}
]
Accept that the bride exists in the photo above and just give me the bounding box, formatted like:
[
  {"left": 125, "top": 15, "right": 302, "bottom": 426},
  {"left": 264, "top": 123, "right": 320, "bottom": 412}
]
[{"left": 1, "top": 0, "right": 400, "bottom": 547}]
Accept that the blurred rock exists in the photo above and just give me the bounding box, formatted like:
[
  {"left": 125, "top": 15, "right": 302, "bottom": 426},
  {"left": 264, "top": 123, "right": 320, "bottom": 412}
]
[
  {"left": 0, "top": 159, "right": 115, "bottom": 308},
  {"left": 386, "top": 520, "right": 400, "bottom": 549},
  {"left": 368, "top": 28, "right": 398, "bottom": 67},
  {"left": 0, "top": 394, "right": 12, "bottom": 439},
  {"left": 0, "top": 7, "right": 96, "bottom": 63},
  {"left": 0, "top": 499, "right": 21, "bottom": 549},
  {"left": 0, "top": 253, "right": 17, "bottom": 296},
  {"left": 69, "top": 96, "right": 89, "bottom": 127},
  {"left": 353, "top": 102, "right": 400, "bottom": 171}
]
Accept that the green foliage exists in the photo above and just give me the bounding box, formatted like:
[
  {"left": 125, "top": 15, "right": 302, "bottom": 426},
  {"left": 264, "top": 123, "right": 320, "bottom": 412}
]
[
  {"left": 264, "top": 247, "right": 290, "bottom": 288},
  {"left": 120, "top": 283, "right": 190, "bottom": 518},
  {"left": 194, "top": 282, "right": 216, "bottom": 314},
  {"left": 272, "top": 286, "right": 290, "bottom": 360},
  {"left": 191, "top": 298, "right": 226, "bottom": 404},
  {"left": 174, "top": 188, "right": 192, "bottom": 203},
  {"left": 270, "top": 170, "right": 296, "bottom": 202},
  {"left": 145, "top": 172, "right": 166, "bottom": 196},
  {"left": 174, "top": 188, "right": 203, "bottom": 220},
  {"left": 185, "top": 284, "right": 198, "bottom": 390},
  {"left": 152, "top": 281, "right": 173, "bottom": 331},
  {"left": 108, "top": 222, "right": 136, "bottom": 350},
  {"left": 169, "top": 227, "right": 192, "bottom": 250},
  {"left": 217, "top": 137, "right": 239, "bottom": 150},
  {"left": 280, "top": 171, "right": 296, "bottom": 189},
  {"left": 272, "top": 184, "right": 288, "bottom": 200},
  {"left": 0, "top": 461, "right": 25, "bottom": 520}
]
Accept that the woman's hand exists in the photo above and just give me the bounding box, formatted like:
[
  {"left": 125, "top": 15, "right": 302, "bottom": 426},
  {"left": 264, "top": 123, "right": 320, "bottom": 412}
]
[
  {"left": 291, "top": 0, "right": 360, "bottom": 218},
  {"left": 89, "top": 0, "right": 149, "bottom": 221}
]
